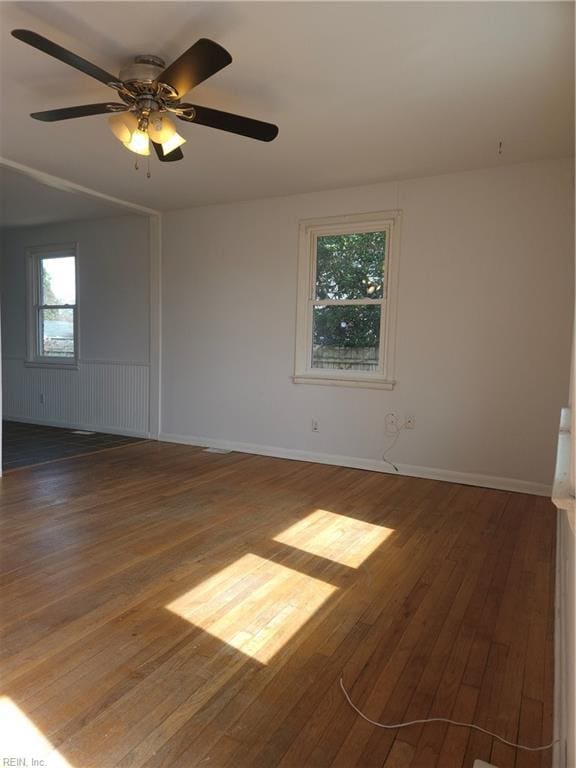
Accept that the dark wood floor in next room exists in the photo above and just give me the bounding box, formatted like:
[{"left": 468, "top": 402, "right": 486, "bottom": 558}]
[
  {"left": 0, "top": 441, "right": 555, "bottom": 768},
  {"left": 2, "top": 420, "right": 144, "bottom": 471}
]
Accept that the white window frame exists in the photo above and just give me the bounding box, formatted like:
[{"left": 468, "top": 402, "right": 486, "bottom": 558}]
[
  {"left": 294, "top": 210, "right": 401, "bottom": 390},
  {"left": 26, "top": 243, "right": 79, "bottom": 368}
]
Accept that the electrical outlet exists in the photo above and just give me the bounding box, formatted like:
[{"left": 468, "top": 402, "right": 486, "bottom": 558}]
[
  {"left": 311, "top": 419, "right": 320, "bottom": 433},
  {"left": 405, "top": 413, "right": 415, "bottom": 430},
  {"left": 39, "top": 393, "right": 45, "bottom": 405},
  {"left": 384, "top": 412, "right": 399, "bottom": 434}
]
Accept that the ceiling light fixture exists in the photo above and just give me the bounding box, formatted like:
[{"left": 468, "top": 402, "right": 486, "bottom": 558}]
[
  {"left": 147, "top": 111, "right": 174, "bottom": 142},
  {"left": 159, "top": 131, "right": 186, "bottom": 155},
  {"left": 12, "top": 28, "right": 279, "bottom": 170},
  {"left": 108, "top": 112, "right": 138, "bottom": 143},
  {"left": 147, "top": 112, "right": 186, "bottom": 155},
  {"left": 108, "top": 110, "right": 185, "bottom": 158},
  {"left": 123, "top": 126, "right": 150, "bottom": 156}
]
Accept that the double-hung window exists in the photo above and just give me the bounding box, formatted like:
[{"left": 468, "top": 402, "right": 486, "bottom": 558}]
[
  {"left": 27, "top": 244, "right": 78, "bottom": 365},
  {"left": 294, "top": 211, "right": 400, "bottom": 389}
]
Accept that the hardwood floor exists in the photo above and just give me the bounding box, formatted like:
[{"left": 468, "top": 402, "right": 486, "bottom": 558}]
[{"left": 0, "top": 441, "right": 556, "bottom": 768}]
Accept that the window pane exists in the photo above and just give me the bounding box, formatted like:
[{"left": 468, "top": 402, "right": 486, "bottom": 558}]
[
  {"left": 315, "top": 231, "right": 385, "bottom": 300},
  {"left": 312, "top": 304, "right": 380, "bottom": 371},
  {"left": 40, "top": 256, "right": 76, "bottom": 305},
  {"left": 40, "top": 308, "right": 75, "bottom": 357}
]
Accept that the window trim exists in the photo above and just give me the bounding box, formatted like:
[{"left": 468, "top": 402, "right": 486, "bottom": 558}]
[
  {"left": 26, "top": 243, "right": 79, "bottom": 368},
  {"left": 293, "top": 210, "right": 401, "bottom": 390}
]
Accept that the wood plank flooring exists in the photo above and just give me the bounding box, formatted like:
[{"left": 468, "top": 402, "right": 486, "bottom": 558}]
[{"left": 0, "top": 441, "right": 556, "bottom": 768}]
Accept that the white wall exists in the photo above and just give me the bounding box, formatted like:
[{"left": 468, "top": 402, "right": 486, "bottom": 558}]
[
  {"left": 553, "top": 314, "right": 576, "bottom": 768},
  {"left": 1, "top": 214, "right": 151, "bottom": 436},
  {"left": 558, "top": 509, "right": 576, "bottom": 767},
  {"left": 161, "top": 158, "right": 573, "bottom": 493},
  {"left": 552, "top": 407, "right": 575, "bottom": 767}
]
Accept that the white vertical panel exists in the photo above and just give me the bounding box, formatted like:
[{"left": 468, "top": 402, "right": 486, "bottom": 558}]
[{"left": 1, "top": 358, "right": 149, "bottom": 436}]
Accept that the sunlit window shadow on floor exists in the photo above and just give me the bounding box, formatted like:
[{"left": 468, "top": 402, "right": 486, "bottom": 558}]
[
  {"left": 166, "top": 552, "right": 337, "bottom": 663},
  {"left": 273, "top": 508, "right": 394, "bottom": 567},
  {"left": 0, "top": 696, "right": 74, "bottom": 767},
  {"left": 167, "top": 511, "right": 394, "bottom": 665}
]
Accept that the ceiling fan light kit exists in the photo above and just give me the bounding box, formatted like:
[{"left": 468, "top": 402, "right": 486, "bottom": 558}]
[
  {"left": 146, "top": 112, "right": 187, "bottom": 154},
  {"left": 108, "top": 109, "right": 186, "bottom": 158},
  {"left": 108, "top": 111, "right": 138, "bottom": 143},
  {"left": 148, "top": 112, "right": 175, "bottom": 143},
  {"left": 123, "top": 127, "right": 150, "bottom": 157},
  {"left": 11, "top": 29, "right": 279, "bottom": 167},
  {"left": 158, "top": 129, "right": 186, "bottom": 155}
]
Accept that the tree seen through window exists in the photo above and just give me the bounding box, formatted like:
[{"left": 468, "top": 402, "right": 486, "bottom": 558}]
[{"left": 312, "top": 231, "right": 385, "bottom": 370}]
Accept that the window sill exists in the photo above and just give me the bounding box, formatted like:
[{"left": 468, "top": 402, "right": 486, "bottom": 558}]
[
  {"left": 293, "top": 374, "right": 396, "bottom": 390},
  {"left": 24, "top": 360, "right": 79, "bottom": 371}
]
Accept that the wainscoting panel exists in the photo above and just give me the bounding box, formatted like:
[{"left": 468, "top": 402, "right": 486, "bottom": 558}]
[{"left": 2, "top": 357, "right": 150, "bottom": 436}]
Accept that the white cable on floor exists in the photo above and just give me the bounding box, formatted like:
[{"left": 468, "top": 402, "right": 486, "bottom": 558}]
[{"left": 339, "top": 677, "right": 557, "bottom": 752}]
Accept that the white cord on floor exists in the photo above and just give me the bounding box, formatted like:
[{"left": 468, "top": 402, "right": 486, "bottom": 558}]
[{"left": 339, "top": 677, "right": 557, "bottom": 752}]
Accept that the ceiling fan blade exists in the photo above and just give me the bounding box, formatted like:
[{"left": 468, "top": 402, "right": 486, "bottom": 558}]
[
  {"left": 31, "top": 103, "right": 128, "bottom": 122},
  {"left": 178, "top": 104, "right": 279, "bottom": 142},
  {"left": 156, "top": 39, "right": 232, "bottom": 97},
  {"left": 151, "top": 141, "right": 184, "bottom": 162},
  {"left": 11, "top": 29, "right": 119, "bottom": 87}
]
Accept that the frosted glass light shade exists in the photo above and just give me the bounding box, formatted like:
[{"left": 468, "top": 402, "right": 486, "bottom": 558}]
[
  {"left": 108, "top": 112, "right": 138, "bottom": 143},
  {"left": 161, "top": 132, "right": 186, "bottom": 155},
  {"left": 123, "top": 129, "right": 150, "bottom": 156},
  {"left": 147, "top": 112, "right": 176, "bottom": 143}
]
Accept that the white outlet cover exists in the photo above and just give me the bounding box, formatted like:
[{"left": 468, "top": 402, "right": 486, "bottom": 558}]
[
  {"left": 473, "top": 761, "right": 498, "bottom": 768},
  {"left": 384, "top": 412, "right": 398, "bottom": 433}
]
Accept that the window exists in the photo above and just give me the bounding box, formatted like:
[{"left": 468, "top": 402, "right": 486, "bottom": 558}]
[
  {"left": 294, "top": 211, "right": 400, "bottom": 389},
  {"left": 27, "top": 245, "right": 78, "bottom": 365}
]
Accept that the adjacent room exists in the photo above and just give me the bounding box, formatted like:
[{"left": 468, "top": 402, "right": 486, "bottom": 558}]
[
  {"left": 0, "top": 166, "right": 151, "bottom": 470},
  {"left": 0, "top": 2, "right": 574, "bottom": 768}
]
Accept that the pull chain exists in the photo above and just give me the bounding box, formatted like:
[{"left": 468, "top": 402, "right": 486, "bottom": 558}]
[{"left": 132, "top": 154, "right": 152, "bottom": 178}]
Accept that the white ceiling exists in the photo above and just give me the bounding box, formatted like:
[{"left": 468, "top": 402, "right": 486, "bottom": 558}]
[
  {"left": 0, "top": 166, "right": 137, "bottom": 227},
  {"left": 0, "top": 1, "right": 573, "bottom": 212}
]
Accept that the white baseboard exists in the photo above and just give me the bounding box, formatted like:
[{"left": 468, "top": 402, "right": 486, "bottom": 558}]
[
  {"left": 5, "top": 414, "right": 149, "bottom": 439},
  {"left": 158, "top": 432, "right": 551, "bottom": 497}
]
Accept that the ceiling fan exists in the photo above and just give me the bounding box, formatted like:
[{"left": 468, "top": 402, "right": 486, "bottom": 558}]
[{"left": 11, "top": 29, "right": 279, "bottom": 163}]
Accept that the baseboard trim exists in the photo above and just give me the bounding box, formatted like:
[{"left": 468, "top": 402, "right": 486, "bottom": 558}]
[
  {"left": 158, "top": 432, "right": 551, "bottom": 496},
  {"left": 4, "top": 414, "right": 149, "bottom": 439}
]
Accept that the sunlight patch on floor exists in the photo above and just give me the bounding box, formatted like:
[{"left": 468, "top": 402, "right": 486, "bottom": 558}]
[
  {"left": 273, "top": 509, "right": 394, "bottom": 567},
  {"left": 0, "top": 696, "right": 73, "bottom": 767},
  {"left": 166, "top": 553, "right": 336, "bottom": 663}
]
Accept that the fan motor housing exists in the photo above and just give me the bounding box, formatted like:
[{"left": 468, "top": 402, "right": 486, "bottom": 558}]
[{"left": 119, "top": 55, "right": 165, "bottom": 84}]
